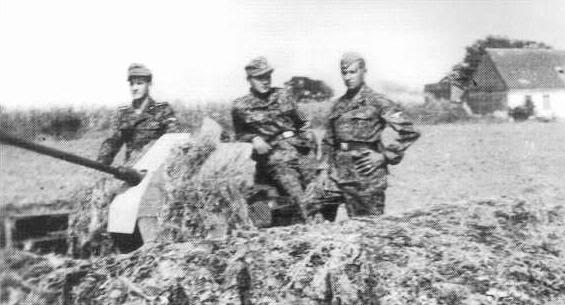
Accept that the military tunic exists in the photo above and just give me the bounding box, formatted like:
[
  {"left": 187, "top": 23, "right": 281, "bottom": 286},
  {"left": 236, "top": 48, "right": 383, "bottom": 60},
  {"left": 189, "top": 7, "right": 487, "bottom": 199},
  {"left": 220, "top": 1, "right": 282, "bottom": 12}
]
[
  {"left": 97, "top": 98, "right": 180, "bottom": 165},
  {"left": 232, "top": 88, "right": 316, "bottom": 210},
  {"left": 323, "top": 84, "right": 420, "bottom": 216}
]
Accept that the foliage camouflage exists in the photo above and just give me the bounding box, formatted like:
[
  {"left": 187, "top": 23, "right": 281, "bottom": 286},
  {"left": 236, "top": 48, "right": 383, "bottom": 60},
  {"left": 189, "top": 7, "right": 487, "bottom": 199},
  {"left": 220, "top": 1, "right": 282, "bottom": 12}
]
[{"left": 2, "top": 198, "right": 565, "bottom": 304}]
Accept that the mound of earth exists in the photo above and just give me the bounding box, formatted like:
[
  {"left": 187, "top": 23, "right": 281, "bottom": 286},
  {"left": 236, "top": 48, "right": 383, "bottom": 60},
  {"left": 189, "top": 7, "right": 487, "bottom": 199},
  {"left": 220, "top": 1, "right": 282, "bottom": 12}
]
[{"left": 2, "top": 197, "right": 564, "bottom": 305}]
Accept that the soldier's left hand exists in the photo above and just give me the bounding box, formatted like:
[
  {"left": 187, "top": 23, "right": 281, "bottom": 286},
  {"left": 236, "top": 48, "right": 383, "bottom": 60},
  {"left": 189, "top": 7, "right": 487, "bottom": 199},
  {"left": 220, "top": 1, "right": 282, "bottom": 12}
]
[{"left": 355, "top": 151, "right": 385, "bottom": 176}]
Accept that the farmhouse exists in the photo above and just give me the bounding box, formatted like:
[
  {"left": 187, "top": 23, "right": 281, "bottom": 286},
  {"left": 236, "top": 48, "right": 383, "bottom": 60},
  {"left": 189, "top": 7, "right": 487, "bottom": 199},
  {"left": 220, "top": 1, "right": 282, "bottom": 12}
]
[
  {"left": 424, "top": 79, "right": 465, "bottom": 104},
  {"left": 466, "top": 48, "right": 565, "bottom": 118}
]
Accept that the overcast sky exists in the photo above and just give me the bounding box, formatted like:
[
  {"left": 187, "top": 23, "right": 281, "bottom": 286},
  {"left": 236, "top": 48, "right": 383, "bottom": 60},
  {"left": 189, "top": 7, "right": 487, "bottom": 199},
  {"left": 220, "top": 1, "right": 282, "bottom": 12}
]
[{"left": 1, "top": 0, "right": 564, "bottom": 109}]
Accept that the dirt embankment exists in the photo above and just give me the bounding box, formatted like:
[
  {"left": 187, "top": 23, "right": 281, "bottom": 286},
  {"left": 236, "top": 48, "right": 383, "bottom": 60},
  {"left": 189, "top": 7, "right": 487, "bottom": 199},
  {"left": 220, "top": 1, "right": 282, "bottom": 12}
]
[{"left": 2, "top": 197, "right": 565, "bottom": 305}]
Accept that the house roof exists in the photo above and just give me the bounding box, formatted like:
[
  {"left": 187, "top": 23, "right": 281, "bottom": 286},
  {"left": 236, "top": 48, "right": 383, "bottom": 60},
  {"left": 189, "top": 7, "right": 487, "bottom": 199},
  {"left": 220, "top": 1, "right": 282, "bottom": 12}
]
[{"left": 486, "top": 48, "right": 565, "bottom": 90}]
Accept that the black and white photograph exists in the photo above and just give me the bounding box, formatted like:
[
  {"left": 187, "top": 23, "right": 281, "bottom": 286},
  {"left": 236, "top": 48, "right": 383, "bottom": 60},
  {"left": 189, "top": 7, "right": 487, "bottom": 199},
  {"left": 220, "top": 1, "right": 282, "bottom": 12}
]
[{"left": 1, "top": 0, "right": 564, "bottom": 304}]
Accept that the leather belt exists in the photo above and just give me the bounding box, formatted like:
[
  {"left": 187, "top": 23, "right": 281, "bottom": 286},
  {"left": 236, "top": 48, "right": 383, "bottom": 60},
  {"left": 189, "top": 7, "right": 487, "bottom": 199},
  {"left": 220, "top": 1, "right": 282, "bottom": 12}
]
[
  {"left": 270, "top": 131, "right": 296, "bottom": 142},
  {"left": 337, "top": 141, "right": 377, "bottom": 151}
]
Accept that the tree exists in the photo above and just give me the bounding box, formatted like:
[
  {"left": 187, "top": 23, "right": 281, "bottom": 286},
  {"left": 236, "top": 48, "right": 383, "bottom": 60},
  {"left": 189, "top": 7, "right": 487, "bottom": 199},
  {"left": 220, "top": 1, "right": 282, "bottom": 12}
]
[
  {"left": 285, "top": 76, "right": 334, "bottom": 103},
  {"left": 445, "top": 36, "right": 552, "bottom": 88}
]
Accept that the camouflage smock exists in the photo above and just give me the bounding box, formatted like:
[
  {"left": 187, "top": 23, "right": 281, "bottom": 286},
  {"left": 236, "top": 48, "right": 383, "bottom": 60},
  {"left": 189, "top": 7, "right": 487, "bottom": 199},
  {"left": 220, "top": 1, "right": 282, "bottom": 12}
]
[
  {"left": 97, "top": 98, "right": 179, "bottom": 165},
  {"left": 232, "top": 88, "right": 311, "bottom": 143},
  {"left": 323, "top": 84, "right": 420, "bottom": 191},
  {"left": 232, "top": 87, "right": 315, "bottom": 207}
]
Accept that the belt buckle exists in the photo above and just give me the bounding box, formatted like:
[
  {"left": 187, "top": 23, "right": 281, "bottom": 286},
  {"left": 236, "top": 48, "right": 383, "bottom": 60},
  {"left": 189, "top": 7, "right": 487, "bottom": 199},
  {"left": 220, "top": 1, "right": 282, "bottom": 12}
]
[
  {"left": 340, "top": 142, "right": 349, "bottom": 151},
  {"left": 281, "top": 131, "right": 294, "bottom": 139}
]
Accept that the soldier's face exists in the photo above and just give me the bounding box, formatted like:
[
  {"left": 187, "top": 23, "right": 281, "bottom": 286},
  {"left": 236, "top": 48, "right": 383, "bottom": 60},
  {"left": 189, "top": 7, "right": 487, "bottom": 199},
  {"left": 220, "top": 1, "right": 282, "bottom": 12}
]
[
  {"left": 341, "top": 61, "right": 366, "bottom": 90},
  {"left": 129, "top": 78, "right": 151, "bottom": 101},
  {"left": 248, "top": 73, "right": 272, "bottom": 94}
]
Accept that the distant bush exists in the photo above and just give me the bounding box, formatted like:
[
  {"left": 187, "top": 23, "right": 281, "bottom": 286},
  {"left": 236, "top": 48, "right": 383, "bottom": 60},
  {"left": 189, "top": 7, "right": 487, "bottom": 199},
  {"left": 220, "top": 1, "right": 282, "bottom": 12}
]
[
  {"left": 85, "top": 107, "right": 114, "bottom": 131},
  {"left": 0, "top": 107, "right": 89, "bottom": 140},
  {"left": 170, "top": 101, "right": 234, "bottom": 141},
  {"left": 405, "top": 99, "right": 471, "bottom": 124},
  {"left": 509, "top": 99, "right": 535, "bottom": 122},
  {"left": 285, "top": 76, "right": 334, "bottom": 103}
]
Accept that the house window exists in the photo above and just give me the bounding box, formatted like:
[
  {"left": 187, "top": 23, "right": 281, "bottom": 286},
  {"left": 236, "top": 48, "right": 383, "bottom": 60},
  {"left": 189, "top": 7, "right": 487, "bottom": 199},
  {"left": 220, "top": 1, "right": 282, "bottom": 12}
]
[{"left": 543, "top": 94, "right": 551, "bottom": 110}]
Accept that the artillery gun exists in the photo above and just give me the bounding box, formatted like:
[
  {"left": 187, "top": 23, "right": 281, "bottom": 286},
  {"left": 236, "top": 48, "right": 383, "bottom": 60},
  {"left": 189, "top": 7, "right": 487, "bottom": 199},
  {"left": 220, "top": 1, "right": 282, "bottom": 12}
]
[
  {"left": 0, "top": 129, "right": 192, "bottom": 253},
  {"left": 0, "top": 120, "right": 343, "bottom": 254},
  {"left": 0, "top": 130, "right": 145, "bottom": 186}
]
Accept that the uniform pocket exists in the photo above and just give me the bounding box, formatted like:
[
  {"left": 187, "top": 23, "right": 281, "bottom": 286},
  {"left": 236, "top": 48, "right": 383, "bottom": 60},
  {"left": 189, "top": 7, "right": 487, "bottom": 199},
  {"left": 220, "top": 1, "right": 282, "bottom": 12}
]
[
  {"left": 244, "top": 111, "right": 269, "bottom": 124},
  {"left": 350, "top": 110, "right": 373, "bottom": 129},
  {"left": 138, "top": 121, "right": 162, "bottom": 130}
]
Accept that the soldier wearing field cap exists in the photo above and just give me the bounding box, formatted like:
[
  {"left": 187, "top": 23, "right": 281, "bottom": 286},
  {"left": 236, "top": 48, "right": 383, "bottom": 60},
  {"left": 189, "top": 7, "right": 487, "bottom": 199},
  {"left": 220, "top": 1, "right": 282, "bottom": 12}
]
[
  {"left": 322, "top": 52, "right": 420, "bottom": 217},
  {"left": 232, "top": 56, "right": 317, "bottom": 220},
  {"left": 97, "top": 63, "right": 180, "bottom": 165}
]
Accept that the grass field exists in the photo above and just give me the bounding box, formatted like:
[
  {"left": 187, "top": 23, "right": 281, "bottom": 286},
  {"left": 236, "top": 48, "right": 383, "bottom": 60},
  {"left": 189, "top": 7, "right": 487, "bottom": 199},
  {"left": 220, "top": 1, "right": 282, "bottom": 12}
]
[
  {"left": 0, "top": 131, "right": 114, "bottom": 206},
  {"left": 1, "top": 121, "right": 564, "bottom": 212},
  {"left": 387, "top": 120, "right": 565, "bottom": 214}
]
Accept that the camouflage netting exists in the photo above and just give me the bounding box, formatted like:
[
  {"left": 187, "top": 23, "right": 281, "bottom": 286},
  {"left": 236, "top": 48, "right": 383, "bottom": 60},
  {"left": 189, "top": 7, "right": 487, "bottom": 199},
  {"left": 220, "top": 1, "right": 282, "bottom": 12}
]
[
  {"left": 2, "top": 197, "right": 565, "bottom": 305},
  {"left": 67, "top": 177, "right": 126, "bottom": 257}
]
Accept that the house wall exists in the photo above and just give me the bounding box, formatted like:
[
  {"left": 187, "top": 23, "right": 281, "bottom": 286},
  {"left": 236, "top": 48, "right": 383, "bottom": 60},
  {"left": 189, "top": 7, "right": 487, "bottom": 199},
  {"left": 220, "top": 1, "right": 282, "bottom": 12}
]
[
  {"left": 465, "top": 53, "right": 509, "bottom": 114},
  {"left": 466, "top": 91, "right": 507, "bottom": 114},
  {"left": 507, "top": 89, "right": 565, "bottom": 118}
]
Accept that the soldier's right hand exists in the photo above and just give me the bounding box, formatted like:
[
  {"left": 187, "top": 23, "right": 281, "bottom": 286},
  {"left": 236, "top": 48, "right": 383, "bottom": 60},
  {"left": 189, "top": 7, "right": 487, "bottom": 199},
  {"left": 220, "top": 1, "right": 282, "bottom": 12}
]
[
  {"left": 354, "top": 150, "right": 385, "bottom": 176},
  {"left": 252, "top": 136, "right": 272, "bottom": 154}
]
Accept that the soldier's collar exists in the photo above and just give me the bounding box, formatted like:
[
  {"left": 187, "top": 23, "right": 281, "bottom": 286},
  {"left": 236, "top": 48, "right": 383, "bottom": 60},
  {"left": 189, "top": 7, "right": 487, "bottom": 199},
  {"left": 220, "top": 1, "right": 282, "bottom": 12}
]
[
  {"left": 344, "top": 85, "right": 362, "bottom": 99},
  {"left": 330, "top": 84, "right": 370, "bottom": 119},
  {"left": 345, "top": 83, "right": 371, "bottom": 97},
  {"left": 131, "top": 96, "right": 154, "bottom": 111},
  {"left": 250, "top": 88, "right": 274, "bottom": 99}
]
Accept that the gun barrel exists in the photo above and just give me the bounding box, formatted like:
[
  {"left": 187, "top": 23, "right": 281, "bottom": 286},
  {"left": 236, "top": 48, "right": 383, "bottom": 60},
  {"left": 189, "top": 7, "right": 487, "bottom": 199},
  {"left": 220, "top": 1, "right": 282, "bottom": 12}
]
[{"left": 0, "top": 130, "right": 143, "bottom": 185}]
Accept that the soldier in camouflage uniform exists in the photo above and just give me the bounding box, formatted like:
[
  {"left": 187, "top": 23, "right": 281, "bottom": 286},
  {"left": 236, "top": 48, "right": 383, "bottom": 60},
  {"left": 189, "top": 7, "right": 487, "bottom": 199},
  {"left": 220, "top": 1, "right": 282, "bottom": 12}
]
[
  {"left": 97, "top": 63, "right": 180, "bottom": 165},
  {"left": 322, "top": 53, "right": 420, "bottom": 217},
  {"left": 232, "top": 57, "right": 316, "bottom": 220}
]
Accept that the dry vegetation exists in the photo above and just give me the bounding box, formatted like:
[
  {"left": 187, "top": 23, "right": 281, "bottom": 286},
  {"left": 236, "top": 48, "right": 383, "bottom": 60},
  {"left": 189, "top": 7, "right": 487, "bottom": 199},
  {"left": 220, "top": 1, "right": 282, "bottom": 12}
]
[
  {"left": 2, "top": 197, "right": 564, "bottom": 304},
  {"left": 1, "top": 103, "right": 564, "bottom": 304}
]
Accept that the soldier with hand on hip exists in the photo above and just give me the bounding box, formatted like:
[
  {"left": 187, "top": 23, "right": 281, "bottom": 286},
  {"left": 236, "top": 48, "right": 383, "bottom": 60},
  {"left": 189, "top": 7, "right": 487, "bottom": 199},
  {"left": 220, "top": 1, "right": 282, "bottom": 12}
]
[
  {"left": 231, "top": 57, "right": 317, "bottom": 220},
  {"left": 97, "top": 63, "right": 180, "bottom": 166},
  {"left": 322, "top": 52, "right": 420, "bottom": 217}
]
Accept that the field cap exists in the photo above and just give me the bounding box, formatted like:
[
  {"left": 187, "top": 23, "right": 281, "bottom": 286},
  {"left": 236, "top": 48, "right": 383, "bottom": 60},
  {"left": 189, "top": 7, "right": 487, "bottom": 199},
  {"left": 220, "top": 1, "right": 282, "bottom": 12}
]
[
  {"left": 127, "top": 63, "right": 152, "bottom": 81},
  {"left": 245, "top": 57, "right": 274, "bottom": 77},
  {"left": 340, "top": 52, "right": 366, "bottom": 69}
]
